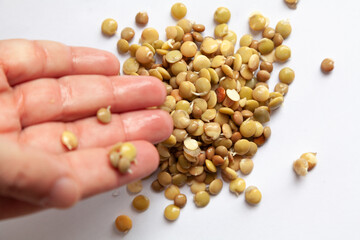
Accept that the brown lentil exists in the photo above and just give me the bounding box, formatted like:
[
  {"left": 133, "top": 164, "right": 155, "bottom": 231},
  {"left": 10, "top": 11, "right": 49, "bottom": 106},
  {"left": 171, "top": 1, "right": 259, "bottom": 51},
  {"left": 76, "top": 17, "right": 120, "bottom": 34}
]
[
  {"left": 135, "top": 12, "right": 149, "bottom": 25},
  {"left": 174, "top": 194, "right": 187, "bottom": 208},
  {"left": 132, "top": 195, "right": 150, "bottom": 212},
  {"left": 115, "top": 215, "right": 132, "bottom": 233},
  {"left": 321, "top": 58, "right": 334, "bottom": 72}
]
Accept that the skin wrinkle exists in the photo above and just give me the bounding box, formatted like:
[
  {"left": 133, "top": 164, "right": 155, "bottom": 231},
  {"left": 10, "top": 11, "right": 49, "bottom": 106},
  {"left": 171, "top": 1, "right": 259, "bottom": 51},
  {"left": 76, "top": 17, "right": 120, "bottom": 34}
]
[
  {"left": 34, "top": 41, "right": 48, "bottom": 79},
  {"left": 70, "top": 46, "right": 76, "bottom": 74},
  {"left": 13, "top": 86, "right": 25, "bottom": 129},
  {"left": 0, "top": 64, "right": 10, "bottom": 93},
  {"left": 58, "top": 76, "right": 73, "bottom": 119},
  {"left": 109, "top": 77, "right": 119, "bottom": 111}
]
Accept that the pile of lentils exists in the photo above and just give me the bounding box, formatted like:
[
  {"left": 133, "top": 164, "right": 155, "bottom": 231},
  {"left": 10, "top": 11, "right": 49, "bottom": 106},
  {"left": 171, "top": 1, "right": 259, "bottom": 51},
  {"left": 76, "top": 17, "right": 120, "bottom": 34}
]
[{"left": 101, "top": 2, "right": 297, "bottom": 231}]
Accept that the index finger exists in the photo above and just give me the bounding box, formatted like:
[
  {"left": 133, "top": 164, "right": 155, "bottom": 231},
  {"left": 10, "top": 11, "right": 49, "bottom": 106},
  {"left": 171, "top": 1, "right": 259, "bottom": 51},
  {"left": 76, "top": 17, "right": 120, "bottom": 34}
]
[{"left": 0, "top": 39, "right": 120, "bottom": 86}]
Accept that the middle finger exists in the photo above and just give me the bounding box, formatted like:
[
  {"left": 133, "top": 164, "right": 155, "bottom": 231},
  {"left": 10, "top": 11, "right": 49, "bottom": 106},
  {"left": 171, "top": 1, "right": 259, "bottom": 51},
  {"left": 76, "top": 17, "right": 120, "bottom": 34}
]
[
  {"left": 18, "top": 109, "right": 173, "bottom": 154},
  {"left": 14, "top": 75, "right": 166, "bottom": 127}
]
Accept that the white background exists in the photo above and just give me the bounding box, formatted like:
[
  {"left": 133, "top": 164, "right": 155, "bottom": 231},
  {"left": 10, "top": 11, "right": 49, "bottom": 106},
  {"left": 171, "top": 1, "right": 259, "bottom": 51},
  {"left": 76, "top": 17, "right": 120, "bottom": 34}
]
[{"left": 1, "top": 0, "right": 360, "bottom": 239}]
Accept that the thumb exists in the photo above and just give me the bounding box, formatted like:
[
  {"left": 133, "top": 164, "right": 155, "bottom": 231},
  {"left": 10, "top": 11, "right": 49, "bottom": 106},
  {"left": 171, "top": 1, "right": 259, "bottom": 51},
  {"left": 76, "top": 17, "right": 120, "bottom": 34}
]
[{"left": 0, "top": 139, "right": 80, "bottom": 208}]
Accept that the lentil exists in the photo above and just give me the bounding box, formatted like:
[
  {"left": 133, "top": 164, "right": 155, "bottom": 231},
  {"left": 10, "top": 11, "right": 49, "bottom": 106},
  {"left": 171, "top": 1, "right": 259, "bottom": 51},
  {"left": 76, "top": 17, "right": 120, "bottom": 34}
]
[
  {"left": 275, "top": 20, "right": 292, "bottom": 39},
  {"left": 214, "top": 7, "right": 231, "bottom": 23},
  {"left": 321, "top": 58, "right": 334, "bottom": 72},
  {"left": 258, "top": 38, "right": 274, "bottom": 55},
  {"left": 260, "top": 61, "right": 273, "bottom": 73},
  {"left": 121, "top": 27, "right": 135, "bottom": 41},
  {"left": 262, "top": 27, "right": 275, "bottom": 39},
  {"left": 164, "top": 204, "right": 180, "bottom": 221},
  {"left": 132, "top": 195, "right": 150, "bottom": 212},
  {"left": 249, "top": 13, "right": 267, "bottom": 31},
  {"left": 61, "top": 130, "right": 78, "bottom": 150},
  {"left": 245, "top": 186, "right": 262, "bottom": 204},
  {"left": 101, "top": 18, "right": 118, "bottom": 36},
  {"left": 174, "top": 194, "right": 187, "bottom": 208},
  {"left": 209, "top": 179, "right": 223, "bottom": 195},
  {"left": 158, "top": 171, "right": 172, "bottom": 186},
  {"left": 293, "top": 158, "right": 308, "bottom": 176},
  {"left": 229, "top": 178, "right": 246, "bottom": 195},
  {"left": 135, "top": 12, "right": 149, "bottom": 25},
  {"left": 275, "top": 45, "right": 291, "bottom": 61},
  {"left": 194, "top": 190, "right": 210, "bottom": 207},
  {"left": 115, "top": 215, "right": 132, "bottom": 233},
  {"left": 141, "top": 28, "right": 159, "bottom": 44},
  {"left": 214, "top": 24, "right": 229, "bottom": 38},
  {"left": 240, "top": 34, "right": 253, "bottom": 47},
  {"left": 239, "top": 158, "right": 254, "bottom": 175},
  {"left": 171, "top": 3, "right": 187, "bottom": 19},
  {"left": 165, "top": 185, "right": 181, "bottom": 200},
  {"left": 127, "top": 180, "right": 143, "bottom": 194},
  {"left": 193, "top": 24, "right": 205, "bottom": 32},
  {"left": 273, "top": 33, "right": 284, "bottom": 47},
  {"left": 301, "top": 152, "right": 318, "bottom": 170},
  {"left": 117, "top": 39, "right": 129, "bottom": 53}
]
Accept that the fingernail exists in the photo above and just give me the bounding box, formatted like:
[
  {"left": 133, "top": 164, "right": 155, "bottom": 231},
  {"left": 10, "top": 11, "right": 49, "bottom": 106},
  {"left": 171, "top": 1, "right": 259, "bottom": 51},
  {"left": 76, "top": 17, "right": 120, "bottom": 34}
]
[{"left": 41, "top": 177, "right": 79, "bottom": 208}]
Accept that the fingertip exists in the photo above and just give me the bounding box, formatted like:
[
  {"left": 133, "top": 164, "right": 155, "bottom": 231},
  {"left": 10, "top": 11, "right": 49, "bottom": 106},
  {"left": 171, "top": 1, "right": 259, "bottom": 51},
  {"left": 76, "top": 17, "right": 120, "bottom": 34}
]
[
  {"left": 103, "top": 51, "right": 120, "bottom": 75},
  {"left": 71, "top": 47, "right": 120, "bottom": 76},
  {"left": 42, "top": 177, "right": 80, "bottom": 209},
  {"left": 156, "top": 110, "right": 174, "bottom": 142},
  {"left": 147, "top": 76, "right": 167, "bottom": 104},
  {"left": 132, "top": 141, "right": 159, "bottom": 175}
]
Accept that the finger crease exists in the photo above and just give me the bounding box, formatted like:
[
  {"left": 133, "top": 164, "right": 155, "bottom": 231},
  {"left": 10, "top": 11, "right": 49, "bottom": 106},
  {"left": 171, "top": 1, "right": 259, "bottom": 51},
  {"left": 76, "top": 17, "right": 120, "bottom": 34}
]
[
  {"left": 33, "top": 41, "right": 48, "bottom": 78},
  {"left": 58, "top": 78, "right": 72, "bottom": 118}
]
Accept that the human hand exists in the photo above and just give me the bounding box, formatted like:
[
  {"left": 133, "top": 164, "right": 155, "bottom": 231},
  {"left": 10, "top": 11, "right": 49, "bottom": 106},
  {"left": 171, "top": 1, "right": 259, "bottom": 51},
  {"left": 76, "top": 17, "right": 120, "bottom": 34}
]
[{"left": 0, "top": 39, "right": 172, "bottom": 220}]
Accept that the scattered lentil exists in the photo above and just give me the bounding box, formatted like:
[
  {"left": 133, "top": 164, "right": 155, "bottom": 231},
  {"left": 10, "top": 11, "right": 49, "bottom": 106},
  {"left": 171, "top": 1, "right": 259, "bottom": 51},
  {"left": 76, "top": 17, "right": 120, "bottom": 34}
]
[
  {"left": 279, "top": 67, "right": 295, "bottom": 84},
  {"left": 101, "top": 18, "right": 118, "bottom": 36},
  {"left": 293, "top": 158, "right": 308, "bottom": 176},
  {"left": 171, "top": 3, "right": 187, "bottom": 19},
  {"left": 245, "top": 186, "right": 262, "bottom": 204},
  {"left": 194, "top": 190, "right": 210, "bottom": 207},
  {"left": 164, "top": 204, "right": 180, "bottom": 221},
  {"left": 115, "top": 215, "right": 132, "bottom": 233},
  {"left": 229, "top": 178, "right": 246, "bottom": 195},
  {"left": 132, "top": 195, "right": 150, "bottom": 212},
  {"left": 321, "top": 58, "right": 334, "bottom": 72},
  {"left": 174, "top": 194, "right": 187, "bottom": 208},
  {"left": 135, "top": 12, "right": 149, "bottom": 25}
]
